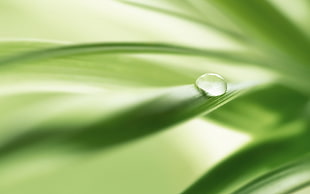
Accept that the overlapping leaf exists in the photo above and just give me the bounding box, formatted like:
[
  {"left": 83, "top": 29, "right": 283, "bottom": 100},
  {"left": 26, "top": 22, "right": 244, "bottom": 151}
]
[
  {"left": 0, "top": 41, "right": 261, "bottom": 191},
  {"left": 182, "top": 85, "right": 310, "bottom": 194},
  {"left": 206, "top": 84, "right": 309, "bottom": 136},
  {"left": 182, "top": 128, "right": 310, "bottom": 194},
  {"left": 233, "top": 154, "right": 310, "bottom": 194}
]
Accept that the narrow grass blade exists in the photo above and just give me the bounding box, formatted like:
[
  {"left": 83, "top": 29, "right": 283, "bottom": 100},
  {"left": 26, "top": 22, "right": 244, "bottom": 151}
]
[{"left": 0, "top": 42, "right": 261, "bottom": 67}]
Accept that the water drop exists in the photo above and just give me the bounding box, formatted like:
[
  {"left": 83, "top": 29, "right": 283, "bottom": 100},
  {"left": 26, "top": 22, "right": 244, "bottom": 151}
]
[{"left": 195, "top": 73, "right": 227, "bottom": 96}]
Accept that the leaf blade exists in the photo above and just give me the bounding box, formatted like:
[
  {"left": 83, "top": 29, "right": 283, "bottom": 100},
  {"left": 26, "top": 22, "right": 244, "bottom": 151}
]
[
  {"left": 232, "top": 154, "right": 310, "bottom": 194},
  {"left": 0, "top": 42, "right": 261, "bottom": 67}
]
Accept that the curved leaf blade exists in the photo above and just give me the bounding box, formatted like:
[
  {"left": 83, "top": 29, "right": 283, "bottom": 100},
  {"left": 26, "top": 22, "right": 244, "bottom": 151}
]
[
  {"left": 232, "top": 154, "right": 310, "bottom": 194},
  {"left": 0, "top": 42, "right": 262, "bottom": 67},
  {"left": 182, "top": 131, "right": 310, "bottom": 194},
  {"left": 0, "top": 83, "right": 253, "bottom": 156},
  {"left": 206, "top": 84, "right": 309, "bottom": 136},
  {"left": 118, "top": 0, "right": 247, "bottom": 42}
]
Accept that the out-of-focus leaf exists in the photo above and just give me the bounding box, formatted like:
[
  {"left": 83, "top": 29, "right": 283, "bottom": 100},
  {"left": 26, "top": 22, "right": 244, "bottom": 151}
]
[
  {"left": 232, "top": 154, "right": 310, "bottom": 194},
  {"left": 182, "top": 131, "right": 310, "bottom": 194},
  {"left": 206, "top": 84, "right": 309, "bottom": 135},
  {"left": 268, "top": 0, "right": 310, "bottom": 38},
  {"left": 208, "top": 0, "right": 310, "bottom": 94},
  {"left": 0, "top": 41, "right": 60, "bottom": 59},
  {"left": 118, "top": 0, "right": 247, "bottom": 42},
  {"left": 209, "top": 0, "right": 310, "bottom": 65},
  {"left": 0, "top": 41, "right": 261, "bottom": 67}
]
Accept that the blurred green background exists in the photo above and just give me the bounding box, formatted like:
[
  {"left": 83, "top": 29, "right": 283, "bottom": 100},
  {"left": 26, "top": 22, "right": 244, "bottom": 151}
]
[{"left": 0, "top": 0, "right": 309, "bottom": 194}]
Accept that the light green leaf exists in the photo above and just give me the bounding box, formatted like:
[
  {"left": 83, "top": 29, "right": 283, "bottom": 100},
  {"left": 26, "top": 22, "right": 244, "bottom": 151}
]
[
  {"left": 0, "top": 41, "right": 261, "bottom": 67},
  {"left": 118, "top": 0, "right": 247, "bottom": 42}
]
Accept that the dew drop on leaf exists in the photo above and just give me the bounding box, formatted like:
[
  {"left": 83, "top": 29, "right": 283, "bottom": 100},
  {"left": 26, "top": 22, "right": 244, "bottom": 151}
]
[{"left": 195, "top": 73, "right": 227, "bottom": 96}]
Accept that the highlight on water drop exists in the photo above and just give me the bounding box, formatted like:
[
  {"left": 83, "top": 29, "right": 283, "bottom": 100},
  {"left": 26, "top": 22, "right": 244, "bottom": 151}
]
[{"left": 195, "top": 73, "right": 227, "bottom": 97}]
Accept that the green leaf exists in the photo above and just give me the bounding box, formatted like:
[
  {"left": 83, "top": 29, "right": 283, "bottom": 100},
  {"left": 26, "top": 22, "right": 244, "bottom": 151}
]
[
  {"left": 0, "top": 41, "right": 261, "bottom": 67},
  {"left": 0, "top": 84, "right": 253, "bottom": 156},
  {"left": 209, "top": 0, "right": 310, "bottom": 64},
  {"left": 232, "top": 154, "right": 310, "bottom": 194},
  {"left": 208, "top": 0, "right": 310, "bottom": 94},
  {"left": 0, "top": 41, "right": 263, "bottom": 191},
  {"left": 1, "top": 1, "right": 310, "bottom": 194},
  {"left": 206, "top": 84, "right": 309, "bottom": 136},
  {"left": 0, "top": 42, "right": 263, "bottom": 193},
  {"left": 182, "top": 84, "right": 310, "bottom": 193},
  {"left": 0, "top": 40, "right": 259, "bottom": 162},
  {"left": 119, "top": 1, "right": 310, "bottom": 95},
  {"left": 182, "top": 132, "right": 310, "bottom": 194},
  {"left": 0, "top": 41, "right": 269, "bottom": 93},
  {"left": 118, "top": 0, "right": 247, "bottom": 42}
]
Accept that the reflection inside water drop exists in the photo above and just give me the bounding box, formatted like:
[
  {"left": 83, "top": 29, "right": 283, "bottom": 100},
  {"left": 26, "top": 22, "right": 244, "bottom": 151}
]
[{"left": 195, "top": 73, "right": 227, "bottom": 97}]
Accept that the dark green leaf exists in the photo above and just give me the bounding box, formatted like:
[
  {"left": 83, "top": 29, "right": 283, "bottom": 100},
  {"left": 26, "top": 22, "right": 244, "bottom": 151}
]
[
  {"left": 233, "top": 154, "right": 310, "bottom": 194},
  {"left": 182, "top": 132, "right": 310, "bottom": 194}
]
